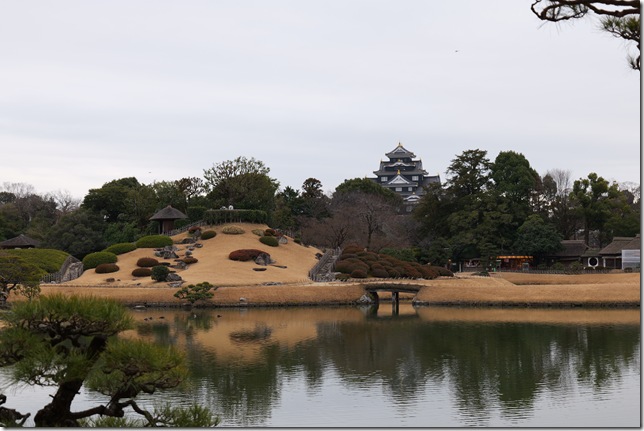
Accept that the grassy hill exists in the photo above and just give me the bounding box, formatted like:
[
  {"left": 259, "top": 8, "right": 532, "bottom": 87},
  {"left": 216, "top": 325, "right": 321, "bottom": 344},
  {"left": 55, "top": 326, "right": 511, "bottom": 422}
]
[{"left": 65, "top": 223, "right": 323, "bottom": 287}]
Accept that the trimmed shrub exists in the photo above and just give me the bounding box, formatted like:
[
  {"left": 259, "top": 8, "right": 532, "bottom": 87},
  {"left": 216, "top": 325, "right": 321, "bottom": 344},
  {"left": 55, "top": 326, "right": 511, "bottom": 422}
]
[
  {"left": 338, "top": 253, "right": 358, "bottom": 261},
  {"left": 82, "top": 252, "right": 118, "bottom": 270},
  {"left": 151, "top": 265, "right": 170, "bottom": 282},
  {"left": 350, "top": 269, "right": 368, "bottom": 279},
  {"left": 103, "top": 242, "right": 137, "bottom": 255},
  {"left": 335, "top": 259, "right": 369, "bottom": 275},
  {"left": 380, "top": 247, "right": 416, "bottom": 262},
  {"left": 342, "top": 244, "right": 364, "bottom": 254},
  {"left": 371, "top": 267, "right": 390, "bottom": 278},
  {"left": 264, "top": 228, "right": 276, "bottom": 236},
  {"left": 201, "top": 230, "right": 217, "bottom": 240},
  {"left": 4, "top": 248, "right": 69, "bottom": 274},
  {"left": 336, "top": 273, "right": 350, "bottom": 281},
  {"left": 188, "top": 226, "right": 202, "bottom": 234},
  {"left": 204, "top": 209, "right": 268, "bottom": 225},
  {"left": 418, "top": 266, "right": 439, "bottom": 279},
  {"left": 187, "top": 206, "right": 207, "bottom": 221},
  {"left": 229, "top": 249, "right": 266, "bottom": 262},
  {"left": 357, "top": 252, "right": 378, "bottom": 262},
  {"left": 387, "top": 268, "right": 401, "bottom": 278},
  {"left": 259, "top": 236, "right": 279, "bottom": 247},
  {"left": 182, "top": 257, "right": 199, "bottom": 265},
  {"left": 136, "top": 235, "right": 173, "bottom": 248},
  {"left": 95, "top": 263, "right": 119, "bottom": 274},
  {"left": 132, "top": 267, "right": 152, "bottom": 277},
  {"left": 222, "top": 225, "right": 245, "bottom": 235},
  {"left": 137, "top": 257, "right": 159, "bottom": 268},
  {"left": 251, "top": 229, "right": 265, "bottom": 236},
  {"left": 431, "top": 266, "right": 454, "bottom": 277}
]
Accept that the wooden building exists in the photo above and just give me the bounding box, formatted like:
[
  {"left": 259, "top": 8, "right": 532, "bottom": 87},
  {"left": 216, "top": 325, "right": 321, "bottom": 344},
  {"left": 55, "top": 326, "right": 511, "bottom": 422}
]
[
  {"left": 149, "top": 205, "right": 187, "bottom": 234},
  {"left": 371, "top": 143, "right": 440, "bottom": 207},
  {"left": 599, "top": 235, "right": 641, "bottom": 269}
]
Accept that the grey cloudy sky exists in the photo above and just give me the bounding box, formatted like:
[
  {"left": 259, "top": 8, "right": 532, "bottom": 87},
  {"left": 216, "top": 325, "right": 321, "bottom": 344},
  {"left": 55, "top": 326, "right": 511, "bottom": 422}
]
[{"left": 1, "top": 0, "right": 640, "bottom": 199}]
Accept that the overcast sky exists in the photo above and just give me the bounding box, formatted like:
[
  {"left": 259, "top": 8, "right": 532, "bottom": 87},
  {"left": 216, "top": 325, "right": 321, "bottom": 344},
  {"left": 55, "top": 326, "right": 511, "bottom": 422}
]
[{"left": 1, "top": 1, "right": 640, "bottom": 199}]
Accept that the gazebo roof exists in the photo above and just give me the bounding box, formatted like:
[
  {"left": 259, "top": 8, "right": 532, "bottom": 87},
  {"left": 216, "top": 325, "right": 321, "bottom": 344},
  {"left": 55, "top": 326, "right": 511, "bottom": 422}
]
[
  {"left": 0, "top": 234, "right": 40, "bottom": 248},
  {"left": 149, "top": 205, "right": 187, "bottom": 221}
]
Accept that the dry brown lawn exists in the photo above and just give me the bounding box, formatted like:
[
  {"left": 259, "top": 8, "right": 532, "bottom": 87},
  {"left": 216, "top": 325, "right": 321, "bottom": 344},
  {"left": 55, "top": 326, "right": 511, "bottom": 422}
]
[{"left": 21, "top": 225, "right": 640, "bottom": 308}]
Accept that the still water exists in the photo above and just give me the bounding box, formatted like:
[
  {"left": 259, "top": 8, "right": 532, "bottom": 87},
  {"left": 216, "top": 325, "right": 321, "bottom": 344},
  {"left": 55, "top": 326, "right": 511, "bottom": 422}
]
[{"left": 1, "top": 304, "right": 640, "bottom": 427}]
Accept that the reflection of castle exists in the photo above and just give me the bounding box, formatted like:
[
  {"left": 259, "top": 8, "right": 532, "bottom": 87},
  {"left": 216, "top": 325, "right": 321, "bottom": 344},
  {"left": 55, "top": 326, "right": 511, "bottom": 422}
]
[{"left": 371, "top": 143, "right": 441, "bottom": 205}]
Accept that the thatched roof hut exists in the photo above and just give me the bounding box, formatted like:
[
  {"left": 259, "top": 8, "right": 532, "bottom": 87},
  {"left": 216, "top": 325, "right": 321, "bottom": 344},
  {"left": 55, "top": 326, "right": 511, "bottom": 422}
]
[
  {"left": 0, "top": 234, "right": 40, "bottom": 249},
  {"left": 149, "top": 205, "right": 188, "bottom": 234}
]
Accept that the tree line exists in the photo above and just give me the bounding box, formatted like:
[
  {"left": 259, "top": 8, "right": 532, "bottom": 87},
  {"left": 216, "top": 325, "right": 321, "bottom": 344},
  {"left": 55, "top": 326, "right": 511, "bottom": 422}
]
[{"left": 0, "top": 151, "right": 639, "bottom": 267}]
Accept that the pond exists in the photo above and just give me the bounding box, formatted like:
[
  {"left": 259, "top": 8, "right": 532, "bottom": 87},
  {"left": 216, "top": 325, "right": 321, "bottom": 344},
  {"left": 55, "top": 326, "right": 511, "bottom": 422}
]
[{"left": 1, "top": 304, "right": 640, "bottom": 427}]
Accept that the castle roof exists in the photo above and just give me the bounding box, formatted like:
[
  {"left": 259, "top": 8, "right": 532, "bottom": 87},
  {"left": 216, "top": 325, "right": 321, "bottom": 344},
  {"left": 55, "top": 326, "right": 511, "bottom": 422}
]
[{"left": 385, "top": 142, "right": 416, "bottom": 159}]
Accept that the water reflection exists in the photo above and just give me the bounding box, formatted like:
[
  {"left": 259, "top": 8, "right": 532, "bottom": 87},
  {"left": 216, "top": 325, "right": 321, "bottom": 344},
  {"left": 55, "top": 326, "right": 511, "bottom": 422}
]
[
  {"left": 1, "top": 306, "right": 638, "bottom": 427},
  {"left": 118, "top": 305, "right": 639, "bottom": 427}
]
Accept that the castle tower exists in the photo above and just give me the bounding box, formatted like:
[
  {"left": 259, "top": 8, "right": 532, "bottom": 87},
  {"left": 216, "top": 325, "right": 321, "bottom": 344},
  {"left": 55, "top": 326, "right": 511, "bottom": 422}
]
[{"left": 371, "top": 142, "right": 441, "bottom": 205}]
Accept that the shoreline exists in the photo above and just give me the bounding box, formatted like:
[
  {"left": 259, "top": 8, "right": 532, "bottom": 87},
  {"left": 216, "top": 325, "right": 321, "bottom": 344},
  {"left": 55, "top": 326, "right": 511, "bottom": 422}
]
[{"left": 28, "top": 272, "right": 640, "bottom": 310}]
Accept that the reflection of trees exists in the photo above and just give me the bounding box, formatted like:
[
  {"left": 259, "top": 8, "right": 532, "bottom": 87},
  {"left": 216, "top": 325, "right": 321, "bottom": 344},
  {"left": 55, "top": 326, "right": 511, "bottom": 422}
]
[
  {"left": 126, "top": 310, "right": 640, "bottom": 426},
  {"left": 314, "top": 319, "right": 640, "bottom": 424}
]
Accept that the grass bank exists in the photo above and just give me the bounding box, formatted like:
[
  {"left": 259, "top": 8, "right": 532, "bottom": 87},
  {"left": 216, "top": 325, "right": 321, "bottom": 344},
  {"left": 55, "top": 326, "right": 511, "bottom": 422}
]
[{"left": 27, "top": 272, "right": 639, "bottom": 309}]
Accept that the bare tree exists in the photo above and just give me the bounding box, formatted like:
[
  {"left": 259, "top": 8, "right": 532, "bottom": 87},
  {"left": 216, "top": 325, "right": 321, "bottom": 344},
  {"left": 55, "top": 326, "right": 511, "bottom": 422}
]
[
  {"left": 1, "top": 182, "right": 35, "bottom": 199},
  {"left": 47, "top": 189, "right": 81, "bottom": 218},
  {"left": 547, "top": 168, "right": 573, "bottom": 197}
]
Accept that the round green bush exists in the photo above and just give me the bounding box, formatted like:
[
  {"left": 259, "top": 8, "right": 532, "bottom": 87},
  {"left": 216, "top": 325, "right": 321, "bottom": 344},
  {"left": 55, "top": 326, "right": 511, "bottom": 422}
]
[
  {"left": 222, "top": 225, "right": 245, "bottom": 235},
  {"left": 135, "top": 235, "right": 173, "bottom": 248},
  {"left": 137, "top": 257, "right": 160, "bottom": 268},
  {"left": 82, "top": 251, "right": 118, "bottom": 270},
  {"left": 132, "top": 267, "right": 152, "bottom": 277},
  {"left": 201, "top": 230, "right": 217, "bottom": 240},
  {"left": 103, "top": 242, "right": 137, "bottom": 255},
  {"left": 95, "top": 263, "right": 120, "bottom": 274},
  {"left": 182, "top": 257, "right": 199, "bottom": 265},
  {"left": 259, "top": 236, "right": 279, "bottom": 247},
  {"left": 151, "top": 265, "right": 170, "bottom": 282}
]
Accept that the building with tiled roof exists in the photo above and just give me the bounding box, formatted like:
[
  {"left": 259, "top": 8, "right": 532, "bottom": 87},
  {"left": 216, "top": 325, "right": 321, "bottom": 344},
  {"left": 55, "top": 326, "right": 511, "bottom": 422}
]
[
  {"left": 371, "top": 143, "right": 441, "bottom": 207},
  {"left": 599, "top": 235, "right": 641, "bottom": 269}
]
